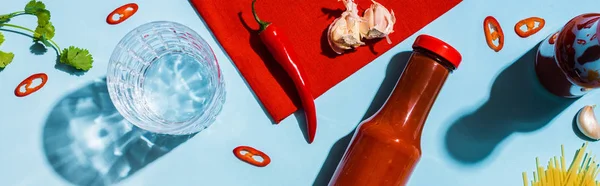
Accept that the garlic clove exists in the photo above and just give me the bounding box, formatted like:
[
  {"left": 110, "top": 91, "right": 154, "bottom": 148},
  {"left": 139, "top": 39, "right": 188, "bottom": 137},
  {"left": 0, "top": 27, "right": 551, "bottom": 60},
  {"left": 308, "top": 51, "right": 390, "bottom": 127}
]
[
  {"left": 327, "top": 19, "right": 347, "bottom": 54},
  {"left": 360, "top": 0, "right": 396, "bottom": 44},
  {"left": 327, "top": 0, "right": 365, "bottom": 54},
  {"left": 576, "top": 105, "right": 600, "bottom": 140}
]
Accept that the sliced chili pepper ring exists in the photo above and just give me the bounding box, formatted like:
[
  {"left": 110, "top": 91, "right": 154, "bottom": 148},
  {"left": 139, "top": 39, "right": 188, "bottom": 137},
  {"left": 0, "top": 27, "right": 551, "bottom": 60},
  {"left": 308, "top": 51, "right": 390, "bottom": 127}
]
[
  {"left": 514, "top": 17, "right": 545, "bottom": 38},
  {"left": 233, "top": 146, "right": 271, "bottom": 167},
  {"left": 483, "top": 16, "right": 504, "bottom": 52},
  {"left": 106, "top": 3, "right": 139, "bottom": 25},
  {"left": 14, "top": 73, "right": 48, "bottom": 97}
]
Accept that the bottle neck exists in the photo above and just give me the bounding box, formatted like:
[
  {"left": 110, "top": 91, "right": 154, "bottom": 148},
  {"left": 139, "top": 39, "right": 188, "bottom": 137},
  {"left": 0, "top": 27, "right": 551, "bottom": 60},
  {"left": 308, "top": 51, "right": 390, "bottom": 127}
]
[{"left": 371, "top": 49, "right": 452, "bottom": 143}]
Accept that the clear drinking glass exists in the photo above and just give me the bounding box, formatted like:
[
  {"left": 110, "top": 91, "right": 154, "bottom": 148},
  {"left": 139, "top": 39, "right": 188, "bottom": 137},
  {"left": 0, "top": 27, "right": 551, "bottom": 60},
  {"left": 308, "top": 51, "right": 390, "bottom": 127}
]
[{"left": 107, "top": 21, "right": 225, "bottom": 135}]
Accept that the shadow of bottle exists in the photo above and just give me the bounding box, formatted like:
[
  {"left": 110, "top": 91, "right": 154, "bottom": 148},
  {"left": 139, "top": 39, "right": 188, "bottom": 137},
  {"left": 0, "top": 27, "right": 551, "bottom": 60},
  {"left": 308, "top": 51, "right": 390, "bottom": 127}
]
[
  {"left": 42, "top": 78, "right": 196, "bottom": 186},
  {"left": 312, "top": 51, "right": 413, "bottom": 186},
  {"left": 444, "top": 43, "right": 576, "bottom": 164}
]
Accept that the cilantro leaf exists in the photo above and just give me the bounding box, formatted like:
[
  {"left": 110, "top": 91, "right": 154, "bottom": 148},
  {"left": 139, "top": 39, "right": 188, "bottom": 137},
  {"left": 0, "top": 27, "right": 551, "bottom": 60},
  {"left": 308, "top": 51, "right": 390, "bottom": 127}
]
[
  {"left": 24, "top": 0, "right": 46, "bottom": 15},
  {"left": 34, "top": 21, "right": 55, "bottom": 41},
  {"left": 0, "top": 33, "right": 14, "bottom": 68},
  {"left": 36, "top": 9, "right": 50, "bottom": 26},
  {"left": 60, "top": 46, "right": 93, "bottom": 71},
  {"left": 0, "top": 51, "right": 14, "bottom": 68},
  {"left": 0, "top": 0, "right": 96, "bottom": 71}
]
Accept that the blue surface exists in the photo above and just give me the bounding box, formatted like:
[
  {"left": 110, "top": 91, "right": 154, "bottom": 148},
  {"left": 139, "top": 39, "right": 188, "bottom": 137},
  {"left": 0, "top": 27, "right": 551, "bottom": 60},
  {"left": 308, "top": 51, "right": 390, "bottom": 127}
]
[{"left": 1, "top": 0, "right": 599, "bottom": 185}]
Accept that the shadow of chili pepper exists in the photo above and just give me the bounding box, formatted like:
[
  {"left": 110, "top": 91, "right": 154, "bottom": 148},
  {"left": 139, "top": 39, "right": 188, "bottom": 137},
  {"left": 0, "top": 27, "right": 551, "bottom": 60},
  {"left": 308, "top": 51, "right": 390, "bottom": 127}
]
[
  {"left": 293, "top": 112, "right": 310, "bottom": 143},
  {"left": 237, "top": 12, "right": 304, "bottom": 124}
]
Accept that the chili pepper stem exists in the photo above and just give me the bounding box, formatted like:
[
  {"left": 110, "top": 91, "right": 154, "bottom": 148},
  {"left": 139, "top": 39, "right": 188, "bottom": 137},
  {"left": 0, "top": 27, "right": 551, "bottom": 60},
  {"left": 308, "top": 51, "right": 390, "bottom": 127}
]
[{"left": 251, "top": 0, "right": 271, "bottom": 33}]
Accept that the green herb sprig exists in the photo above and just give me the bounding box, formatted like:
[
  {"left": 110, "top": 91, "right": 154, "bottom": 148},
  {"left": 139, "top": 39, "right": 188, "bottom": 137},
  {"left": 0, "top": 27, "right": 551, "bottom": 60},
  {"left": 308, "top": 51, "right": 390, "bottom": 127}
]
[{"left": 0, "top": 0, "right": 93, "bottom": 71}]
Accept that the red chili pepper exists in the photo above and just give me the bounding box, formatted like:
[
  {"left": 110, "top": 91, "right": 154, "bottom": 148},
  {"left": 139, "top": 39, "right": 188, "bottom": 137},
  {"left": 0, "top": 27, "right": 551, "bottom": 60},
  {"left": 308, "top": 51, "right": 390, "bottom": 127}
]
[
  {"left": 233, "top": 146, "right": 271, "bottom": 167},
  {"left": 251, "top": 0, "right": 317, "bottom": 143},
  {"left": 14, "top": 73, "right": 48, "bottom": 97},
  {"left": 106, "top": 3, "right": 138, "bottom": 25},
  {"left": 483, "top": 16, "right": 504, "bottom": 52},
  {"left": 514, "top": 17, "right": 545, "bottom": 38}
]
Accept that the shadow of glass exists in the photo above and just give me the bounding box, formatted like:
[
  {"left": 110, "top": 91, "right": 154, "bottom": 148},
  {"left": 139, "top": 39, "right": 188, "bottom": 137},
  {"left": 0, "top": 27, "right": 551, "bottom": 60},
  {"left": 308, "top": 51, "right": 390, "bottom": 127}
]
[
  {"left": 312, "top": 51, "right": 413, "bottom": 186},
  {"left": 444, "top": 43, "right": 576, "bottom": 164},
  {"left": 42, "top": 78, "right": 195, "bottom": 186}
]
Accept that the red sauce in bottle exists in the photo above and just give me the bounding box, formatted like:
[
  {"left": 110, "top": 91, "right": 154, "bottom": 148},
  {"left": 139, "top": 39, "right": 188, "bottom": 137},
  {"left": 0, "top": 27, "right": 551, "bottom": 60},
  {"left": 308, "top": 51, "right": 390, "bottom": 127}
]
[
  {"left": 328, "top": 35, "right": 461, "bottom": 186},
  {"left": 535, "top": 13, "right": 600, "bottom": 97}
]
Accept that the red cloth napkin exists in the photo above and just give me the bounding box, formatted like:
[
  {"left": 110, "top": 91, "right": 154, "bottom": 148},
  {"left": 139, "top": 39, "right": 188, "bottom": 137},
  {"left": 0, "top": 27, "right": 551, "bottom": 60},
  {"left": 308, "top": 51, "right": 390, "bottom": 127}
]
[{"left": 190, "top": 0, "right": 462, "bottom": 123}]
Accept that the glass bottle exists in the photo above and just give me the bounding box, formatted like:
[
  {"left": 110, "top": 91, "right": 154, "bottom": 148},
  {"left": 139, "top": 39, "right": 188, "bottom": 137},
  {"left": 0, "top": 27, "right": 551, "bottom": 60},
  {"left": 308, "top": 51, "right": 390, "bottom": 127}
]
[
  {"left": 328, "top": 34, "right": 462, "bottom": 186},
  {"left": 535, "top": 13, "right": 600, "bottom": 98}
]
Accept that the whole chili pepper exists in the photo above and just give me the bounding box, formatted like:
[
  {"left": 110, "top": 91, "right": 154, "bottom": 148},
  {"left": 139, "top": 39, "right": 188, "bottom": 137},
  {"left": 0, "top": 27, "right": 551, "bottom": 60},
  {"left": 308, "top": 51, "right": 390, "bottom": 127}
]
[
  {"left": 251, "top": 0, "right": 317, "bottom": 143},
  {"left": 233, "top": 146, "right": 271, "bottom": 167},
  {"left": 106, "top": 3, "right": 139, "bottom": 25},
  {"left": 483, "top": 16, "right": 504, "bottom": 52},
  {"left": 14, "top": 73, "right": 48, "bottom": 97},
  {"left": 514, "top": 17, "right": 545, "bottom": 38}
]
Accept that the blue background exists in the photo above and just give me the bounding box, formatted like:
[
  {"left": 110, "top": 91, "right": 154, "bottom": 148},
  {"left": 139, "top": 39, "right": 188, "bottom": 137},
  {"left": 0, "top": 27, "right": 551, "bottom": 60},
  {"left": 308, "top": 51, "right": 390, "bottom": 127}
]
[{"left": 1, "top": 0, "right": 599, "bottom": 185}]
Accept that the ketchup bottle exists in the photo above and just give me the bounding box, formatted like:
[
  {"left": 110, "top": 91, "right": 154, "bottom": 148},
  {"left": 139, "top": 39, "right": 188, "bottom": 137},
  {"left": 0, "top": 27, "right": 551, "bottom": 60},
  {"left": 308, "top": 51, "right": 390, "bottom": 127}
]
[
  {"left": 328, "top": 35, "right": 462, "bottom": 186},
  {"left": 535, "top": 13, "right": 600, "bottom": 98}
]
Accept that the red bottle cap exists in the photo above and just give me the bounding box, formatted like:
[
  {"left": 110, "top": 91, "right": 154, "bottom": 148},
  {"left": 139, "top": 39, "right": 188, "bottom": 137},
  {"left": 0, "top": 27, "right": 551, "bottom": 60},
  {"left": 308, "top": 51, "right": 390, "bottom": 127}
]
[{"left": 412, "top": 34, "right": 462, "bottom": 68}]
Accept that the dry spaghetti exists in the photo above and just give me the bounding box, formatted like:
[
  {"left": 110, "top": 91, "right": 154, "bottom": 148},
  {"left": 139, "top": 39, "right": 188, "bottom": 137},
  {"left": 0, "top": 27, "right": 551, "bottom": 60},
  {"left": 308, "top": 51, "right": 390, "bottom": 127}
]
[{"left": 523, "top": 142, "right": 600, "bottom": 186}]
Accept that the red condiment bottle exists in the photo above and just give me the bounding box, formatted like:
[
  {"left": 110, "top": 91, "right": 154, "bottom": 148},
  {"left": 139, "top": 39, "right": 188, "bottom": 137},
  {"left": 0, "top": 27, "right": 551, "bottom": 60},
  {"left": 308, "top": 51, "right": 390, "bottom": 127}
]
[
  {"left": 535, "top": 13, "right": 600, "bottom": 98},
  {"left": 328, "top": 34, "right": 462, "bottom": 186}
]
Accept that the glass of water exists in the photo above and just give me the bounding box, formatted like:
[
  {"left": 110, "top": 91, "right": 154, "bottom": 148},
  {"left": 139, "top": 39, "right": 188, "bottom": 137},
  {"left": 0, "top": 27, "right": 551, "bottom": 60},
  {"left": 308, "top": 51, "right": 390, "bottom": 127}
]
[{"left": 107, "top": 21, "right": 225, "bottom": 135}]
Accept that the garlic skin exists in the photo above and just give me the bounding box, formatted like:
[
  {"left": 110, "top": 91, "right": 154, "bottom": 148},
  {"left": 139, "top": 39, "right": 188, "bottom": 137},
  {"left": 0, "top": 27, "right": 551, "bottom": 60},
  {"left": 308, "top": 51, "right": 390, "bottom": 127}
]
[
  {"left": 576, "top": 105, "right": 600, "bottom": 140},
  {"left": 360, "top": 0, "right": 396, "bottom": 44},
  {"left": 327, "top": 0, "right": 365, "bottom": 54}
]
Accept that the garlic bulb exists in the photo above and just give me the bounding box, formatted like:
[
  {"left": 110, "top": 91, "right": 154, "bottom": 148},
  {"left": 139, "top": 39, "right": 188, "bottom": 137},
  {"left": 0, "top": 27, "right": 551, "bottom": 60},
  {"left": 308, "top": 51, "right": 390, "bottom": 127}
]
[
  {"left": 360, "top": 0, "right": 396, "bottom": 44},
  {"left": 576, "top": 105, "right": 600, "bottom": 140},
  {"left": 327, "top": 0, "right": 365, "bottom": 54}
]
